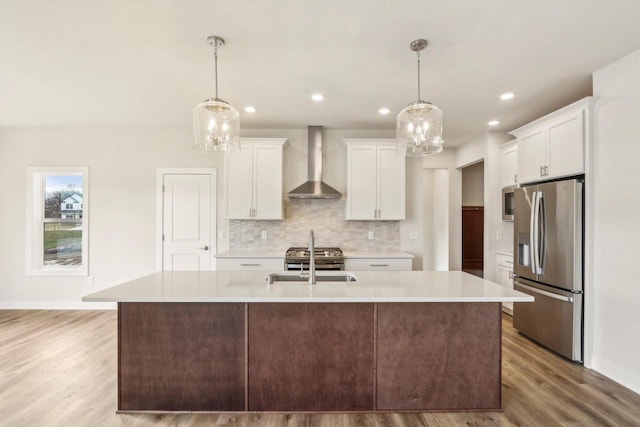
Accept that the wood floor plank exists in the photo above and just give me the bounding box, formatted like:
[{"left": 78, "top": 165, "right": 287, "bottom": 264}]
[{"left": 1, "top": 310, "right": 640, "bottom": 426}]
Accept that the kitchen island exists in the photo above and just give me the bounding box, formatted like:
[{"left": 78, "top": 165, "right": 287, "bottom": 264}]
[{"left": 83, "top": 270, "right": 532, "bottom": 413}]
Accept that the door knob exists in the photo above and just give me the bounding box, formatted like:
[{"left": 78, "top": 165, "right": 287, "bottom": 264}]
[{"left": 199, "top": 245, "right": 209, "bottom": 251}]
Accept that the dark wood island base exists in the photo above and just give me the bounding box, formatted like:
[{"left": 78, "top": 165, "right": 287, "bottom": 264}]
[{"left": 118, "top": 302, "right": 501, "bottom": 412}]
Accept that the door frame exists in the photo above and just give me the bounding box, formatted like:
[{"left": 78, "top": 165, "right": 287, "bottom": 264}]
[{"left": 155, "top": 168, "right": 217, "bottom": 271}]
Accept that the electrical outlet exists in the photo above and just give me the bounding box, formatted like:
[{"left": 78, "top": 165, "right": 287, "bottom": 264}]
[
  {"left": 218, "top": 230, "right": 224, "bottom": 239},
  {"left": 87, "top": 276, "right": 94, "bottom": 286},
  {"left": 409, "top": 231, "right": 418, "bottom": 240},
  {"left": 261, "top": 230, "right": 268, "bottom": 240},
  {"left": 368, "top": 231, "right": 374, "bottom": 240}
]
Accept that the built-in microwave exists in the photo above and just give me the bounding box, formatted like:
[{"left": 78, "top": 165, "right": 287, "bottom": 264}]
[{"left": 502, "top": 185, "right": 515, "bottom": 221}]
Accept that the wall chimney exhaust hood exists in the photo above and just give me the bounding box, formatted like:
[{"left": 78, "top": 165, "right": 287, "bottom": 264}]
[{"left": 288, "top": 126, "right": 342, "bottom": 199}]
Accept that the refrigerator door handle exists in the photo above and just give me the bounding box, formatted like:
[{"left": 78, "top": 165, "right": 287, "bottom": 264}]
[
  {"left": 530, "top": 191, "right": 539, "bottom": 274},
  {"left": 515, "top": 282, "right": 574, "bottom": 303},
  {"left": 538, "top": 192, "right": 545, "bottom": 273}
]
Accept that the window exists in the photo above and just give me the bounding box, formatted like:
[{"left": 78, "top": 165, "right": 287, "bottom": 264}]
[{"left": 26, "top": 167, "right": 89, "bottom": 276}]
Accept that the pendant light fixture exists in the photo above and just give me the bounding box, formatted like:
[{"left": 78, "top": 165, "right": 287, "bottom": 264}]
[
  {"left": 193, "top": 35, "right": 240, "bottom": 154},
  {"left": 396, "top": 39, "right": 443, "bottom": 156}
]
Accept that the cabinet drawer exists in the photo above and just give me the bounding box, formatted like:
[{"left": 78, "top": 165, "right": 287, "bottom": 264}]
[
  {"left": 345, "top": 258, "right": 412, "bottom": 271},
  {"left": 495, "top": 253, "right": 513, "bottom": 268},
  {"left": 217, "top": 258, "right": 284, "bottom": 271}
]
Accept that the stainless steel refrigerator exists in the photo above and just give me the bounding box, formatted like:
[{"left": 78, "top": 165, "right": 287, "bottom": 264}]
[{"left": 513, "top": 178, "right": 583, "bottom": 362}]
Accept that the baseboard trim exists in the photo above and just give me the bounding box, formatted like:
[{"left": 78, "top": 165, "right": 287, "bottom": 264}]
[{"left": 0, "top": 301, "right": 116, "bottom": 310}]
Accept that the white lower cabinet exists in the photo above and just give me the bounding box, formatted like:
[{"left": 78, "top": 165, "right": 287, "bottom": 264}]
[
  {"left": 495, "top": 253, "right": 514, "bottom": 314},
  {"left": 345, "top": 258, "right": 412, "bottom": 271},
  {"left": 217, "top": 257, "right": 284, "bottom": 271}
]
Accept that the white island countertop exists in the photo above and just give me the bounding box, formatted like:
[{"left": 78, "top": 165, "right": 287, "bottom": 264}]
[{"left": 83, "top": 270, "right": 533, "bottom": 303}]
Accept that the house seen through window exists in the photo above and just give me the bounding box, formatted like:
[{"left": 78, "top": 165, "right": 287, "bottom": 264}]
[{"left": 44, "top": 175, "right": 84, "bottom": 266}]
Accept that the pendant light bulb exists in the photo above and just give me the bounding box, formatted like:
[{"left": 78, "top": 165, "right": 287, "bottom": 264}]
[
  {"left": 193, "top": 35, "right": 241, "bottom": 154},
  {"left": 396, "top": 39, "right": 443, "bottom": 156}
]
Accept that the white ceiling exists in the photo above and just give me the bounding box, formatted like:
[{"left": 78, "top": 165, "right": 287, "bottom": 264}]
[{"left": 2, "top": 0, "right": 640, "bottom": 146}]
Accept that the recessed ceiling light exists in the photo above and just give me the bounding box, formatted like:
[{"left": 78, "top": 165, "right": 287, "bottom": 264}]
[
  {"left": 244, "top": 106, "right": 256, "bottom": 113},
  {"left": 500, "top": 92, "right": 514, "bottom": 100},
  {"left": 312, "top": 93, "right": 324, "bottom": 102},
  {"left": 488, "top": 120, "right": 500, "bottom": 126},
  {"left": 379, "top": 107, "right": 390, "bottom": 115}
]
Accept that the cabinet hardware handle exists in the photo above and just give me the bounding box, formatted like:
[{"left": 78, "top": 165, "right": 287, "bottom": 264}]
[
  {"left": 378, "top": 209, "right": 381, "bottom": 218},
  {"left": 544, "top": 166, "right": 549, "bottom": 176},
  {"left": 505, "top": 260, "right": 513, "bottom": 264},
  {"left": 514, "top": 174, "right": 518, "bottom": 183},
  {"left": 374, "top": 209, "right": 377, "bottom": 219},
  {"left": 370, "top": 264, "right": 389, "bottom": 267},
  {"left": 240, "top": 263, "right": 260, "bottom": 267},
  {"left": 199, "top": 245, "right": 209, "bottom": 251},
  {"left": 253, "top": 208, "right": 256, "bottom": 217},
  {"left": 249, "top": 208, "right": 252, "bottom": 218},
  {"left": 540, "top": 166, "right": 544, "bottom": 176}
]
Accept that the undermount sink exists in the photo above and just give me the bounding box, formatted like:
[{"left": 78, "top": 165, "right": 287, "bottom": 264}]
[{"left": 266, "top": 272, "right": 357, "bottom": 284}]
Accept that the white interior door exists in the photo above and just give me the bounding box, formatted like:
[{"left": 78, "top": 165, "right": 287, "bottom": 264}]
[{"left": 162, "top": 174, "right": 212, "bottom": 271}]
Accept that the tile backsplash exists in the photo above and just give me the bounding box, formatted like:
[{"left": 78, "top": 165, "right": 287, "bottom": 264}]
[{"left": 229, "top": 199, "right": 400, "bottom": 252}]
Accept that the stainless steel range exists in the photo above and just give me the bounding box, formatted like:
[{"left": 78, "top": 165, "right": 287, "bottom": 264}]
[{"left": 285, "top": 247, "right": 344, "bottom": 271}]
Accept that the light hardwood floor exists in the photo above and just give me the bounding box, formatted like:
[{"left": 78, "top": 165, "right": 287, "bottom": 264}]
[{"left": 1, "top": 310, "right": 639, "bottom": 427}]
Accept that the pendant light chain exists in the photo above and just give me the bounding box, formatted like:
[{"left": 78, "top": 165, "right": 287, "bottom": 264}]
[
  {"left": 214, "top": 43, "right": 219, "bottom": 100},
  {"left": 417, "top": 50, "right": 421, "bottom": 102}
]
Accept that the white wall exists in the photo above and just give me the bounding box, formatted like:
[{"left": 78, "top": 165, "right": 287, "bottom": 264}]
[
  {"left": 590, "top": 49, "right": 640, "bottom": 393},
  {"left": 423, "top": 149, "right": 461, "bottom": 271},
  {"left": 454, "top": 131, "right": 511, "bottom": 281},
  {"left": 462, "top": 161, "right": 484, "bottom": 206},
  {"left": 0, "top": 127, "right": 224, "bottom": 308}
]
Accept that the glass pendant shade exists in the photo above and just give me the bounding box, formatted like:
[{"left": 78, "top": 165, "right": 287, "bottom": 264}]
[
  {"left": 396, "top": 39, "right": 443, "bottom": 157},
  {"left": 193, "top": 98, "right": 240, "bottom": 153},
  {"left": 396, "top": 101, "right": 443, "bottom": 156},
  {"left": 193, "top": 35, "right": 240, "bottom": 154}
]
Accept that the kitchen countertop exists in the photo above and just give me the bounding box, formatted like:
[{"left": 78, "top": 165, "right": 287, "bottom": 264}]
[{"left": 83, "top": 270, "right": 533, "bottom": 303}]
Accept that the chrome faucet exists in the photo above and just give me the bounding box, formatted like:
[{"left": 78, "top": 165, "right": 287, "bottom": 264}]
[{"left": 308, "top": 230, "right": 316, "bottom": 285}]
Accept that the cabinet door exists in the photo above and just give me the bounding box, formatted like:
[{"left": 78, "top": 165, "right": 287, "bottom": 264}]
[
  {"left": 226, "top": 148, "right": 254, "bottom": 219},
  {"left": 377, "top": 146, "right": 405, "bottom": 220},
  {"left": 501, "top": 145, "right": 518, "bottom": 187},
  {"left": 547, "top": 111, "right": 584, "bottom": 179},
  {"left": 517, "top": 129, "right": 546, "bottom": 184},
  {"left": 346, "top": 146, "right": 377, "bottom": 219},
  {"left": 345, "top": 258, "right": 412, "bottom": 271},
  {"left": 496, "top": 264, "right": 514, "bottom": 313},
  {"left": 253, "top": 145, "right": 283, "bottom": 219}
]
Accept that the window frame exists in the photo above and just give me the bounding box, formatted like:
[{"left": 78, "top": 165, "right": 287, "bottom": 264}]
[{"left": 26, "top": 166, "right": 89, "bottom": 276}]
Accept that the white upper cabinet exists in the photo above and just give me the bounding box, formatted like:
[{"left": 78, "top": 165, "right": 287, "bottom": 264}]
[
  {"left": 343, "top": 139, "right": 405, "bottom": 220},
  {"left": 510, "top": 97, "right": 594, "bottom": 185},
  {"left": 499, "top": 140, "right": 518, "bottom": 187},
  {"left": 225, "top": 138, "right": 287, "bottom": 220}
]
